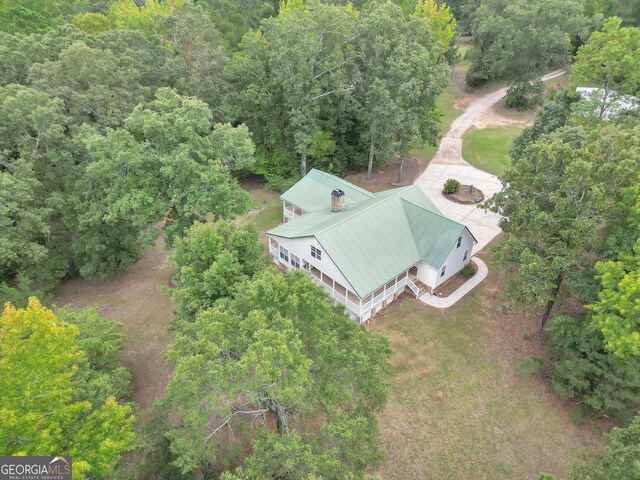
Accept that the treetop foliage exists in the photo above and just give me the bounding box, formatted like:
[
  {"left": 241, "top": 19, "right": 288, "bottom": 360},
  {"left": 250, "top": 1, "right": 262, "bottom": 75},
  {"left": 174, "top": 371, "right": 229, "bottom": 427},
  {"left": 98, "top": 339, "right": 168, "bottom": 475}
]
[
  {"left": 163, "top": 268, "right": 391, "bottom": 476},
  {"left": 588, "top": 239, "right": 640, "bottom": 358},
  {"left": 0, "top": 298, "right": 136, "bottom": 479},
  {"left": 170, "top": 220, "right": 267, "bottom": 323},
  {"left": 0, "top": 0, "right": 455, "bottom": 293},
  {"left": 467, "top": 0, "right": 587, "bottom": 87},
  {"left": 570, "top": 16, "right": 640, "bottom": 119}
]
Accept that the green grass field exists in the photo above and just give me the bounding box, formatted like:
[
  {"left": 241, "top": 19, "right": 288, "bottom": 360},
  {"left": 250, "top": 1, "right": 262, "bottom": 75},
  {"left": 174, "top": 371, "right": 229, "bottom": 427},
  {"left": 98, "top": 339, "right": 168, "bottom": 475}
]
[
  {"left": 373, "top": 252, "right": 604, "bottom": 480},
  {"left": 240, "top": 182, "right": 282, "bottom": 237},
  {"left": 461, "top": 125, "right": 524, "bottom": 176}
]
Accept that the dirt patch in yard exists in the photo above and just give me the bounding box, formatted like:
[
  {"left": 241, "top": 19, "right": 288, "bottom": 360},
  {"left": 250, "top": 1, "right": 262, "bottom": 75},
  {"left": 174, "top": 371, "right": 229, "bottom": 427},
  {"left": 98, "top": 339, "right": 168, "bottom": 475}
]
[
  {"left": 453, "top": 98, "right": 471, "bottom": 110},
  {"left": 344, "top": 155, "right": 426, "bottom": 193},
  {"left": 53, "top": 236, "right": 176, "bottom": 410},
  {"left": 434, "top": 262, "right": 478, "bottom": 298}
]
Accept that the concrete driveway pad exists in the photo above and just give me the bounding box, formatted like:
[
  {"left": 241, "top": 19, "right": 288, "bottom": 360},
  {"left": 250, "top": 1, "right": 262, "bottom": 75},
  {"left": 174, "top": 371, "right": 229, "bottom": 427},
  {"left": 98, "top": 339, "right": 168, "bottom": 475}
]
[{"left": 414, "top": 70, "right": 565, "bottom": 255}]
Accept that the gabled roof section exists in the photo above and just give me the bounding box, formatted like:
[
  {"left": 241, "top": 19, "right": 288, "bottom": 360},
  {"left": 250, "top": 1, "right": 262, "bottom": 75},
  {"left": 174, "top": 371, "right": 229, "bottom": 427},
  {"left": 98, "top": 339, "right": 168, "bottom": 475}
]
[
  {"left": 280, "top": 169, "right": 375, "bottom": 212},
  {"left": 403, "top": 200, "right": 469, "bottom": 268}
]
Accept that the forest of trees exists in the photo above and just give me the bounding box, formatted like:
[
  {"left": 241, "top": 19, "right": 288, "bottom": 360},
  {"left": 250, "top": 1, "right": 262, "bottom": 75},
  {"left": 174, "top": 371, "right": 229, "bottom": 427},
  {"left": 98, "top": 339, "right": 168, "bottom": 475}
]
[
  {"left": 1, "top": 0, "right": 639, "bottom": 478},
  {"left": 0, "top": 0, "right": 458, "bottom": 293}
]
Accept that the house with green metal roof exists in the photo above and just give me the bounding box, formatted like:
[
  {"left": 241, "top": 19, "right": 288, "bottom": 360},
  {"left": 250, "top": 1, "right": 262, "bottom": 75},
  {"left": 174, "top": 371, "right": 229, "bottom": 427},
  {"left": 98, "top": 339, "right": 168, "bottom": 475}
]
[{"left": 267, "top": 169, "right": 477, "bottom": 322}]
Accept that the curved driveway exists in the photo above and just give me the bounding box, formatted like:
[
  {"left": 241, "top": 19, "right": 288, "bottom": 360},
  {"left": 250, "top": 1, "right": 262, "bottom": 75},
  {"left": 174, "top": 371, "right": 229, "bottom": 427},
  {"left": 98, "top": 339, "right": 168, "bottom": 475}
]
[{"left": 414, "top": 70, "right": 566, "bottom": 254}]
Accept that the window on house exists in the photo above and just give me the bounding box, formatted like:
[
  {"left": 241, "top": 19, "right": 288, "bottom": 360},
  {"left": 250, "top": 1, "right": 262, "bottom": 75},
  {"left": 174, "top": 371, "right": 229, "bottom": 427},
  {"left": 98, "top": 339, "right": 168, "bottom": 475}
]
[
  {"left": 279, "top": 246, "right": 289, "bottom": 263},
  {"left": 290, "top": 253, "right": 300, "bottom": 269},
  {"left": 463, "top": 250, "right": 468, "bottom": 261},
  {"left": 441, "top": 265, "right": 446, "bottom": 277},
  {"left": 457, "top": 235, "right": 462, "bottom": 248},
  {"left": 311, "top": 245, "right": 322, "bottom": 261}
]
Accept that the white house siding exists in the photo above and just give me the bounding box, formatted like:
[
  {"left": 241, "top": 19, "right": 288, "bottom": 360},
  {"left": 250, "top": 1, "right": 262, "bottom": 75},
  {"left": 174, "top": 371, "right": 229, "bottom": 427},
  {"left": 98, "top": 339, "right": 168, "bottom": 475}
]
[
  {"left": 416, "top": 262, "right": 437, "bottom": 290},
  {"left": 433, "top": 229, "right": 475, "bottom": 289},
  {"left": 268, "top": 235, "right": 419, "bottom": 323},
  {"left": 415, "top": 229, "right": 475, "bottom": 290},
  {"left": 268, "top": 235, "right": 356, "bottom": 293}
]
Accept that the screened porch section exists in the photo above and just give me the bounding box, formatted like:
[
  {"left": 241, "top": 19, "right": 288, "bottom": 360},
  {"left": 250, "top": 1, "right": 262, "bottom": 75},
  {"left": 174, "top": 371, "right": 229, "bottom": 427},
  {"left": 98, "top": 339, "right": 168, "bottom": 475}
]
[
  {"left": 268, "top": 238, "right": 420, "bottom": 322},
  {"left": 283, "top": 201, "right": 304, "bottom": 222}
]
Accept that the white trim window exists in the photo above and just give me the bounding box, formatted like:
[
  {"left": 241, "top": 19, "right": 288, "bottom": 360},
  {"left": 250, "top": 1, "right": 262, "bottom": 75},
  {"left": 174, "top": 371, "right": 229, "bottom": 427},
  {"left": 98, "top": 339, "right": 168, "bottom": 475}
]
[
  {"left": 463, "top": 250, "right": 468, "bottom": 261},
  {"left": 457, "top": 235, "right": 462, "bottom": 248},
  {"left": 311, "top": 245, "right": 322, "bottom": 261},
  {"left": 279, "top": 246, "right": 289, "bottom": 263},
  {"left": 290, "top": 253, "right": 300, "bottom": 269},
  {"left": 440, "top": 265, "right": 446, "bottom": 277}
]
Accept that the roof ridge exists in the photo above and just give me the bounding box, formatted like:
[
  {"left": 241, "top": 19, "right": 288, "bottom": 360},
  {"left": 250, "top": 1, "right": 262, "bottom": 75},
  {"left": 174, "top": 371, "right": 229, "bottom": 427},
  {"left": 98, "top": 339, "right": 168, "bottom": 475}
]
[
  {"left": 314, "top": 185, "right": 414, "bottom": 235},
  {"left": 401, "top": 197, "right": 462, "bottom": 226},
  {"left": 401, "top": 198, "right": 478, "bottom": 244},
  {"left": 308, "top": 168, "right": 376, "bottom": 199}
]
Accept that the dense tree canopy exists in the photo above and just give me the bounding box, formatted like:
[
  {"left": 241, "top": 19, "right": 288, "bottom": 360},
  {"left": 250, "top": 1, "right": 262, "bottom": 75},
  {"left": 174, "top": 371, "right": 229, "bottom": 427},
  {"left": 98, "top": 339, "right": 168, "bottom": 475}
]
[
  {"left": 170, "top": 220, "right": 267, "bottom": 324},
  {"left": 226, "top": 0, "right": 449, "bottom": 179},
  {"left": 467, "top": 0, "right": 587, "bottom": 87},
  {"left": 0, "top": 299, "right": 136, "bottom": 479},
  {"left": 163, "top": 268, "right": 391, "bottom": 477},
  {"left": 486, "top": 125, "right": 640, "bottom": 330},
  {"left": 588, "top": 239, "right": 640, "bottom": 358},
  {"left": 0, "top": 0, "right": 458, "bottom": 292}
]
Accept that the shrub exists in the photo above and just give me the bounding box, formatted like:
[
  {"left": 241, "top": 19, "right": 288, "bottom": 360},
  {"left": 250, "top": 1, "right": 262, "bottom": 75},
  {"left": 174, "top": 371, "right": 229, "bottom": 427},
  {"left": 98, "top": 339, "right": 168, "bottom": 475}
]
[
  {"left": 515, "top": 356, "right": 545, "bottom": 374},
  {"left": 505, "top": 80, "right": 545, "bottom": 111},
  {"left": 265, "top": 173, "right": 298, "bottom": 193},
  {"left": 459, "top": 263, "right": 476, "bottom": 278},
  {"left": 443, "top": 178, "right": 460, "bottom": 194}
]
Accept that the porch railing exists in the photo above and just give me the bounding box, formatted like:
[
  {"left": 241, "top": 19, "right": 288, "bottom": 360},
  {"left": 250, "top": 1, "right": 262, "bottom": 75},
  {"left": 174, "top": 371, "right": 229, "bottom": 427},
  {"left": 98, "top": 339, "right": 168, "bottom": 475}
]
[{"left": 269, "top": 247, "right": 419, "bottom": 321}]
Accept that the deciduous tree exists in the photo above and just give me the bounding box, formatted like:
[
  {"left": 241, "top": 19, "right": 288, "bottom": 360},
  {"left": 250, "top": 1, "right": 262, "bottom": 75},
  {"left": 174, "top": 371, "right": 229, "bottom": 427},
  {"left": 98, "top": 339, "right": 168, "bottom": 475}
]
[
  {"left": 570, "top": 17, "right": 640, "bottom": 120},
  {"left": 467, "top": 0, "right": 586, "bottom": 88},
  {"left": 170, "top": 220, "right": 267, "bottom": 323},
  {"left": 0, "top": 299, "right": 136, "bottom": 479},
  {"left": 163, "top": 268, "right": 390, "bottom": 477},
  {"left": 485, "top": 125, "right": 640, "bottom": 330},
  {"left": 71, "top": 88, "right": 252, "bottom": 279},
  {"left": 588, "top": 239, "right": 640, "bottom": 358},
  {"left": 357, "top": 1, "right": 448, "bottom": 180}
]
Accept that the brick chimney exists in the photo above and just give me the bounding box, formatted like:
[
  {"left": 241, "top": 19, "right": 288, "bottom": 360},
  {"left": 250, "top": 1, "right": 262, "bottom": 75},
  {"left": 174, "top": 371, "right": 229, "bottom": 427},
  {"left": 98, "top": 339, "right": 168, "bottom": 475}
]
[{"left": 331, "top": 189, "right": 345, "bottom": 212}]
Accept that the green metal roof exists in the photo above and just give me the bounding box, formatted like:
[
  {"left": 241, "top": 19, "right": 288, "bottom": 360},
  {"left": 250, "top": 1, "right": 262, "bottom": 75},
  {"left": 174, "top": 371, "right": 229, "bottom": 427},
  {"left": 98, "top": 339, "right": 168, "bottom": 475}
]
[
  {"left": 280, "top": 169, "right": 375, "bottom": 212},
  {"left": 268, "top": 177, "right": 477, "bottom": 298},
  {"left": 403, "top": 201, "right": 467, "bottom": 268}
]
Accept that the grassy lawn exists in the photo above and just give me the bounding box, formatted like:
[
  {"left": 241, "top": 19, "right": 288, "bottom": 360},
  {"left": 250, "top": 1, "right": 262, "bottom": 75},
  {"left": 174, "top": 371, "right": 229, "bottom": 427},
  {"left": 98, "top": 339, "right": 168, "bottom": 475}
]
[
  {"left": 240, "top": 180, "right": 282, "bottom": 241},
  {"left": 461, "top": 125, "right": 524, "bottom": 176},
  {"left": 249, "top": 201, "right": 281, "bottom": 235},
  {"left": 372, "top": 253, "right": 604, "bottom": 480}
]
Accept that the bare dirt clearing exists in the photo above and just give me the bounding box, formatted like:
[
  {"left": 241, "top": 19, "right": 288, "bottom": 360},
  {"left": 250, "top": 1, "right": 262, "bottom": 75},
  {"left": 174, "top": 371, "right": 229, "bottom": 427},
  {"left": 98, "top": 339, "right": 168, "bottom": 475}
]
[
  {"left": 51, "top": 182, "right": 280, "bottom": 411},
  {"left": 53, "top": 236, "right": 175, "bottom": 409}
]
